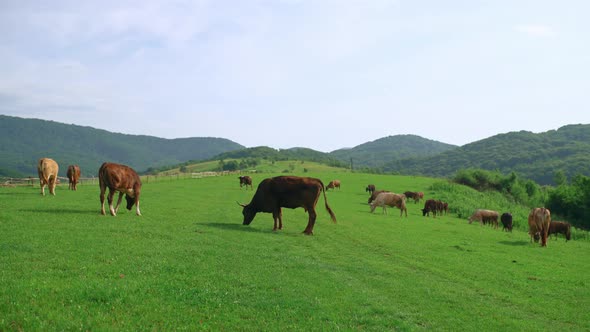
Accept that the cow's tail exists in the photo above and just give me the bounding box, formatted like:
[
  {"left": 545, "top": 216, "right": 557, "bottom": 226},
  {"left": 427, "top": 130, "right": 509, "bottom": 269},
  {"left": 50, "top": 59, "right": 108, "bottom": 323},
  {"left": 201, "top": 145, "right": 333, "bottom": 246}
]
[{"left": 320, "top": 181, "right": 337, "bottom": 223}]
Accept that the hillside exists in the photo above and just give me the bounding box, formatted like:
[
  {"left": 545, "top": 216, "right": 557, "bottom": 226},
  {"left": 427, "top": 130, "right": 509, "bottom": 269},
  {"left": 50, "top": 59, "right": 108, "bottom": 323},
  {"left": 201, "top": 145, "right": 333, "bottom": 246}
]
[
  {"left": 383, "top": 124, "right": 590, "bottom": 185},
  {"left": 0, "top": 115, "right": 244, "bottom": 177},
  {"left": 210, "top": 146, "right": 348, "bottom": 168},
  {"left": 329, "top": 134, "right": 457, "bottom": 169}
]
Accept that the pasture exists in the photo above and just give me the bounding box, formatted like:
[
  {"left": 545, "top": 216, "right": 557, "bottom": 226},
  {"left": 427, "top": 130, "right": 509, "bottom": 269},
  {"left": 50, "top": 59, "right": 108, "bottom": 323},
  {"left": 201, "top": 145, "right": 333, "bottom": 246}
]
[{"left": 1, "top": 171, "right": 589, "bottom": 331}]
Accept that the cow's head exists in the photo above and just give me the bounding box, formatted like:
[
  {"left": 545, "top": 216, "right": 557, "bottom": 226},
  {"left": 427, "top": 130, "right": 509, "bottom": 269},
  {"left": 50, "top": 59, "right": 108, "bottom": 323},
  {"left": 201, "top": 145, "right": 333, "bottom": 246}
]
[
  {"left": 125, "top": 188, "right": 136, "bottom": 210},
  {"left": 238, "top": 202, "right": 256, "bottom": 225},
  {"left": 533, "top": 232, "right": 541, "bottom": 242},
  {"left": 565, "top": 226, "right": 571, "bottom": 241}
]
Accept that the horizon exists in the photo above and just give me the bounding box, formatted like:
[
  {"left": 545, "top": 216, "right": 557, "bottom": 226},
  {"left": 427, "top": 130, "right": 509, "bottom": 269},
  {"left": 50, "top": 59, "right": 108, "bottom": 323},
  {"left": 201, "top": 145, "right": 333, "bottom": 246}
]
[{"left": 1, "top": 1, "right": 589, "bottom": 152}]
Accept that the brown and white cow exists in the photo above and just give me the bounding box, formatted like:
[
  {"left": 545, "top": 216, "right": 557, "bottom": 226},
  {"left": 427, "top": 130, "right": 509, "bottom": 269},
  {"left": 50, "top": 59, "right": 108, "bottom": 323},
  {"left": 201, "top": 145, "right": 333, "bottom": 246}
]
[
  {"left": 99, "top": 162, "right": 142, "bottom": 216},
  {"left": 548, "top": 220, "right": 571, "bottom": 241},
  {"left": 403, "top": 191, "right": 420, "bottom": 204},
  {"left": 528, "top": 207, "right": 551, "bottom": 247},
  {"left": 468, "top": 209, "right": 499, "bottom": 229},
  {"left": 239, "top": 176, "right": 336, "bottom": 235},
  {"left": 37, "top": 158, "right": 59, "bottom": 196},
  {"left": 66, "top": 165, "right": 81, "bottom": 191},
  {"left": 326, "top": 180, "right": 341, "bottom": 191},
  {"left": 369, "top": 192, "right": 408, "bottom": 217},
  {"left": 366, "top": 184, "right": 376, "bottom": 194},
  {"left": 238, "top": 175, "right": 253, "bottom": 190}
]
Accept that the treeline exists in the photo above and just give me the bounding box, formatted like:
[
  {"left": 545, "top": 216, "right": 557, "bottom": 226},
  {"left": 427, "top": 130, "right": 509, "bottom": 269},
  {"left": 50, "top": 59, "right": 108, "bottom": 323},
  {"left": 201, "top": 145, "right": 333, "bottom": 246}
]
[{"left": 452, "top": 168, "right": 590, "bottom": 230}]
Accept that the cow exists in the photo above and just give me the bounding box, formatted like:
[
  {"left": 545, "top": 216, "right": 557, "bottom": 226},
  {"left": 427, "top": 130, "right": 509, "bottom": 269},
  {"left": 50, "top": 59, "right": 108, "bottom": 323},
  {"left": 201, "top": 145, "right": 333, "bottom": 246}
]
[
  {"left": 98, "top": 162, "right": 142, "bottom": 216},
  {"left": 403, "top": 191, "right": 420, "bottom": 204},
  {"left": 368, "top": 190, "right": 390, "bottom": 204},
  {"left": 66, "top": 165, "right": 81, "bottom": 191},
  {"left": 500, "top": 212, "right": 513, "bottom": 232},
  {"left": 37, "top": 158, "right": 59, "bottom": 196},
  {"left": 369, "top": 192, "right": 408, "bottom": 217},
  {"left": 548, "top": 221, "right": 571, "bottom": 241},
  {"left": 468, "top": 209, "right": 499, "bottom": 229},
  {"left": 442, "top": 202, "right": 449, "bottom": 215},
  {"left": 238, "top": 176, "right": 336, "bottom": 235},
  {"left": 417, "top": 192, "right": 424, "bottom": 201},
  {"left": 528, "top": 207, "right": 551, "bottom": 247},
  {"left": 326, "top": 180, "right": 341, "bottom": 191},
  {"left": 366, "top": 184, "right": 376, "bottom": 194},
  {"left": 238, "top": 176, "right": 253, "bottom": 190},
  {"left": 422, "top": 199, "right": 438, "bottom": 217}
]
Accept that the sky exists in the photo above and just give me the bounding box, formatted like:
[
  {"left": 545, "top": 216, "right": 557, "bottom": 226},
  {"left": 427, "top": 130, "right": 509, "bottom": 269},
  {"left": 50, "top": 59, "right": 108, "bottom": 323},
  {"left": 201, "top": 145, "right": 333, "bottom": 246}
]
[{"left": 1, "top": 1, "right": 589, "bottom": 152}]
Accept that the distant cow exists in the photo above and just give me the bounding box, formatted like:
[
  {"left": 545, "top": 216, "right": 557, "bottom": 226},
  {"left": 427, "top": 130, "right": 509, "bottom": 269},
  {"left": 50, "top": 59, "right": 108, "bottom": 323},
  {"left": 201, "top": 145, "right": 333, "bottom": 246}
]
[
  {"left": 368, "top": 190, "right": 390, "bottom": 204},
  {"left": 239, "top": 176, "right": 253, "bottom": 190},
  {"left": 528, "top": 207, "right": 551, "bottom": 247},
  {"left": 366, "top": 184, "right": 376, "bottom": 194},
  {"left": 468, "top": 209, "right": 499, "bottom": 229},
  {"left": 37, "top": 158, "right": 59, "bottom": 196},
  {"left": 239, "top": 176, "right": 337, "bottom": 235},
  {"left": 326, "top": 180, "right": 341, "bottom": 191},
  {"left": 370, "top": 192, "right": 408, "bottom": 217},
  {"left": 403, "top": 191, "right": 420, "bottom": 204},
  {"left": 66, "top": 165, "right": 81, "bottom": 191},
  {"left": 422, "top": 199, "right": 438, "bottom": 217},
  {"left": 99, "top": 162, "right": 142, "bottom": 216},
  {"left": 548, "top": 220, "right": 571, "bottom": 241},
  {"left": 500, "top": 212, "right": 513, "bottom": 232}
]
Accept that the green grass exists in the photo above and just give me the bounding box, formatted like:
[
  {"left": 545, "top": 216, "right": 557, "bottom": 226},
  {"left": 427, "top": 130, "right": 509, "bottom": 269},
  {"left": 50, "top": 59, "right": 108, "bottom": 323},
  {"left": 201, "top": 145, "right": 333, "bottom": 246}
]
[{"left": 1, "top": 172, "right": 589, "bottom": 331}]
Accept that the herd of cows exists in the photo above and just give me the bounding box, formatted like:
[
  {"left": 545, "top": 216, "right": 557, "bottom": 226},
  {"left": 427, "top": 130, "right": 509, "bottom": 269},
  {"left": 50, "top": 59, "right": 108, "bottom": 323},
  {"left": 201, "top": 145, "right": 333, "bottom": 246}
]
[{"left": 35, "top": 158, "right": 572, "bottom": 245}]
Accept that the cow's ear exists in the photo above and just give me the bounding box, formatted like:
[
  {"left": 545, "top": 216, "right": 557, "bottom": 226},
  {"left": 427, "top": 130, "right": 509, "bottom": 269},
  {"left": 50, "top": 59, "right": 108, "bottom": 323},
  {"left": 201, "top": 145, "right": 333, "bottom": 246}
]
[{"left": 237, "top": 201, "right": 247, "bottom": 208}]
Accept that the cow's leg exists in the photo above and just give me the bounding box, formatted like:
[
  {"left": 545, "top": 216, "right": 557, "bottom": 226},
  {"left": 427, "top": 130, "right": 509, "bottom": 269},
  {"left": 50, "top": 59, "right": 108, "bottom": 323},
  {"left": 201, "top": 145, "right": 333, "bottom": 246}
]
[
  {"left": 107, "top": 190, "right": 117, "bottom": 216},
  {"left": 49, "top": 176, "right": 56, "bottom": 195},
  {"left": 100, "top": 187, "right": 107, "bottom": 215},
  {"left": 272, "top": 209, "right": 282, "bottom": 231},
  {"left": 135, "top": 194, "right": 141, "bottom": 216},
  {"left": 40, "top": 179, "right": 46, "bottom": 196},
  {"left": 303, "top": 208, "right": 316, "bottom": 235}
]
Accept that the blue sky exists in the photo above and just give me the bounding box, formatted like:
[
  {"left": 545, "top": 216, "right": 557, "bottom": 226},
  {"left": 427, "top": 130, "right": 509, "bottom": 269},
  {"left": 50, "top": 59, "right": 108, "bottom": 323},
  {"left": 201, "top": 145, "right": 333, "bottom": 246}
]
[{"left": 1, "top": 1, "right": 589, "bottom": 152}]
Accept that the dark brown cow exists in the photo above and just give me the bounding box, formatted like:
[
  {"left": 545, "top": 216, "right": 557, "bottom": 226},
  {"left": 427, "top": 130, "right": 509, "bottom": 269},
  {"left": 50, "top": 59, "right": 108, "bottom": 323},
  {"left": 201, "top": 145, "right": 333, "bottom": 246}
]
[
  {"left": 67, "top": 165, "right": 81, "bottom": 191},
  {"left": 37, "top": 158, "right": 59, "bottom": 196},
  {"left": 368, "top": 190, "right": 390, "bottom": 204},
  {"left": 99, "top": 162, "right": 142, "bottom": 216},
  {"left": 239, "top": 176, "right": 253, "bottom": 190},
  {"left": 548, "top": 221, "right": 571, "bottom": 241},
  {"left": 403, "top": 191, "right": 420, "bottom": 204},
  {"left": 422, "top": 199, "right": 438, "bottom": 217},
  {"left": 239, "top": 176, "right": 336, "bottom": 235},
  {"left": 366, "top": 184, "right": 376, "bottom": 194},
  {"left": 500, "top": 212, "right": 513, "bottom": 232},
  {"left": 469, "top": 209, "right": 499, "bottom": 228},
  {"left": 528, "top": 207, "right": 551, "bottom": 247},
  {"left": 326, "top": 180, "right": 341, "bottom": 191}
]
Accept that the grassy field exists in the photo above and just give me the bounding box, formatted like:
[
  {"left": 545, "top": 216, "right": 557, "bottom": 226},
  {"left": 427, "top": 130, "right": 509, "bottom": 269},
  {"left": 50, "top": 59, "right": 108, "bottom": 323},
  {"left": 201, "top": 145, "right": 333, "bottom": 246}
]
[{"left": 1, "top": 171, "right": 589, "bottom": 331}]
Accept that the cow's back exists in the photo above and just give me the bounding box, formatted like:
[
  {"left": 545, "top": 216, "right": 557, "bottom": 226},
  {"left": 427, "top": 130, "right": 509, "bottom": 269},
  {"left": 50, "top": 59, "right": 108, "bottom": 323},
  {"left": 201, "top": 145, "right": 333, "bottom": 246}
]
[{"left": 38, "top": 158, "right": 58, "bottom": 180}]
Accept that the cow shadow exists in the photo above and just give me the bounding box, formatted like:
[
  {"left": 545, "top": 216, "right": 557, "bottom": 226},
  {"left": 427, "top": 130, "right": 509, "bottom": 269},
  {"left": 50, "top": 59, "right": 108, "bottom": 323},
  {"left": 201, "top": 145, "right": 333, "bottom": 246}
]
[
  {"left": 498, "top": 240, "right": 529, "bottom": 246},
  {"left": 18, "top": 208, "right": 97, "bottom": 215},
  {"left": 200, "top": 222, "right": 267, "bottom": 233}
]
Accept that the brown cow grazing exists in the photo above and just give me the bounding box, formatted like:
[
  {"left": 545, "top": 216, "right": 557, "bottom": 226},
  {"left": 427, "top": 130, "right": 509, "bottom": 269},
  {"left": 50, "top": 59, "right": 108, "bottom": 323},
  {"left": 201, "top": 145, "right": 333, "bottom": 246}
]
[
  {"left": 528, "top": 207, "right": 551, "bottom": 247},
  {"left": 66, "top": 165, "right": 81, "bottom": 191},
  {"left": 37, "top": 158, "right": 59, "bottom": 196},
  {"left": 548, "top": 221, "right": 571, "bottom": 241},
  {"left": 368, "top": 190, "right": 390, "bottom": 204},
  {"left": 326, "top": 180, "right": 341, "bottom": 191},
  {"left": 370, "top": 192, "right": 408, "bottom": 217},
  {"left": 417, "top": 192, "right": 424, "bottom": 201},
  {"left": 239, "top": 176, "right": 336, "bottom": 235},
  {"left": 468, "top": 209, "right": 499, "bottom": 229},
  {"left": 238, "top": 176, "right": 253, "bottom": 190},
  {"left": 403, "top": 191, "right": 420, "bottom": 204},
  {"left": 500, "top": 212, "right": 513, "bottom": 232},
  {"left": 366, "top": 184, "right": 376, "bottom": 194},
  {"left": 99, "top": 162, "right": 142, "bottom": 216},
  {"left": 422, "top": 199, "right": 438, "bottom": 217}
]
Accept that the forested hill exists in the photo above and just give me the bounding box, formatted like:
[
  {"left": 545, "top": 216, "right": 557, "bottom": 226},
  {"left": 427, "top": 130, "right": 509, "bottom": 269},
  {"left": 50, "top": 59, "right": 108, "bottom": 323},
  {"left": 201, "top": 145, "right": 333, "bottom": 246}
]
[
  {"left": 211, "top": 146, "right": 348, "bottom": 168},
  {"left": 329, "top": 135, "right": 457, "bottom": 169},
  {"left": 383, "top": 124, "right": 590, "bottom": 185},
  {"left": 0, "top": 115, "right": 244, "bottom": 177}
]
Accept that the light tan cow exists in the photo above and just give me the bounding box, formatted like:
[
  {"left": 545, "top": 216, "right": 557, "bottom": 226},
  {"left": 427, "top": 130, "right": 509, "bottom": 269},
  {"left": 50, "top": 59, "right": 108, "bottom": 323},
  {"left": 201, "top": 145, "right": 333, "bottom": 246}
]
[
  {"left": 369, "top": 192, "right": 408, "bottom": 217},
  {"left": 468, "top": 209, "right": 499, "bottom": 229},
  {"left": 37, "top": 158, "right": 59, "bottom": 196},
  {"left": 528, "top": 207, "right": 551, "bottom": 247}
]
